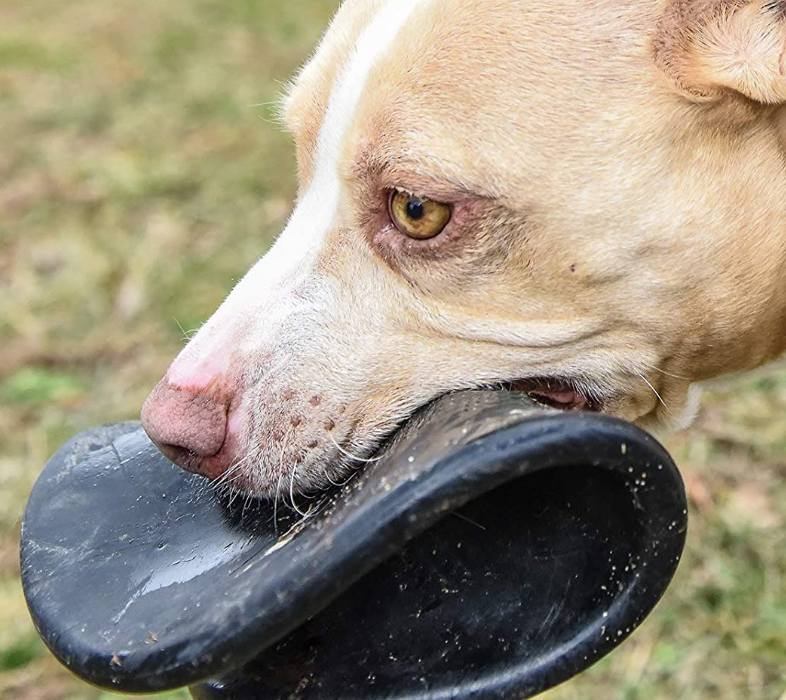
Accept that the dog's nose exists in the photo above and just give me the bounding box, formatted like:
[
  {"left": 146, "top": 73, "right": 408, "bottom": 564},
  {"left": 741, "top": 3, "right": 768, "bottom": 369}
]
[{"left": 141, "top": 379, "right": 231, "bottom": 478}]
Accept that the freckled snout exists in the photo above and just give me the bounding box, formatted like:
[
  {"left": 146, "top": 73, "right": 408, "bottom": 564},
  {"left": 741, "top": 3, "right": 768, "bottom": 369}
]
[{"left": 141, "top": 378, "right": 235, "bottom": 480}]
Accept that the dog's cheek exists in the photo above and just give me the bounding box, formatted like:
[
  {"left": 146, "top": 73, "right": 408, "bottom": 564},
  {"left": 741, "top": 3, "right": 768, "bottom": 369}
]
[
  {"left": 777, "top": 109, "right": 786, "bottom": 148},
  {"left": 633, "top": 381, "right": 700, "bottom": 434},
  {"left": 369, "top": 201, "right": 530, "bottom": 297}
]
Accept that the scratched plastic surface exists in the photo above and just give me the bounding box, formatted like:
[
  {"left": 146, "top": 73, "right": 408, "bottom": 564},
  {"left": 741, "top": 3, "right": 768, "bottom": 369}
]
[{"left": 21, "top": 391, "right": 688, "bottom": 699}]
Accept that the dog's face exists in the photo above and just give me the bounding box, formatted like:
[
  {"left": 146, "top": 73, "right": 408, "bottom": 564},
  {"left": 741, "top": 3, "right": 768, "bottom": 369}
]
[{"left": 142, "top": 0, "right": 786, "bottom": 496}]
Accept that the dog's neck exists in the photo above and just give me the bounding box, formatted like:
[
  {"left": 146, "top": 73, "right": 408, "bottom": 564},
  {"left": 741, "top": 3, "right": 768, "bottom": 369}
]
[{"left": 689, "top": 107, "right": 786, "bottom": 377}]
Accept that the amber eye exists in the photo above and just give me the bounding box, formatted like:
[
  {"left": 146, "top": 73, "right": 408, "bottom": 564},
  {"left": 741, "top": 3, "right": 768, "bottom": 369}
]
[{"left": 389, "top": 190, "right": 452, "bottom": 240}]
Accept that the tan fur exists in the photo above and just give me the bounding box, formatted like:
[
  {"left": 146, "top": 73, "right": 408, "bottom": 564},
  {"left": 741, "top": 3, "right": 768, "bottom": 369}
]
[
  {"left": 655, "top": 0, "right": 786, "bottom": 101},
  {"left": 145, "top": 0, "right": 786, "bottom": 496}
]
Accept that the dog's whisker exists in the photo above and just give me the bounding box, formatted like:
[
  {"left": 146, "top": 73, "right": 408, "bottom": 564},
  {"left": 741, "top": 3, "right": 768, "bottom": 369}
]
[
  {"left": 212, "top": 441, "right": 267, "bottom": 492},
  {"left": 327, "top": 462, "right": 362, "bottom": 489},
  {"left": 640, "top": 361, "right": 690, "bottom": 381},
  {"left": 241, "top": 491, "right": 256, "bottom": 520},
  {"left": 172, "top": 317, "right": 198, "bottom": 343},
  {"left": 327, "top": 433, "right": 382, "bottom": 463},
  {"left": 227, "top": 484, "right": 242, "bottom": 508},
  {"left": 173, "top": 317, "right": 187, "bottom": 341},
  {"left": 223, "top": 470, "right": 247, "bottom": 488},
  {"left": 288, "top": 461, "right": 310, "bottom": 518},
  {"left": 219, "top": 450, "right": 256, "bottom": 480},
  {"left": 325, "top": 470, "right": 348, "bottom": 488},
  {"left": 275, "top": 426, "right": 309, "bottom": 517},
  {"left": 211, "top": 462, "right": 245, "bottom": 491},
  {"left": 303, "top": 497, "right": 327, "bottom": 519},
  {"left": 636, "top": 371, "right": 670, "bottom": 413},
  {"left": 273, "top": 472, "right": 283, "bottom": 536},
  {"left": 191, "top": 473, "right": 209, "bottom": 499}
]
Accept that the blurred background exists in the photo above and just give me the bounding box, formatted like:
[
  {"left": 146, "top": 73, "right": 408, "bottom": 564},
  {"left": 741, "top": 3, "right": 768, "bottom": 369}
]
[{"left": 0, "top": 0, "right": 784, "bottom": 698}]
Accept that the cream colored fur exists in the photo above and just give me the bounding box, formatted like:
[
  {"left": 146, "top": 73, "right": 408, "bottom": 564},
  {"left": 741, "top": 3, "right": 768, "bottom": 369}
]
[{"left": 150, "top": 0, "right": 786, "bottom": 496}]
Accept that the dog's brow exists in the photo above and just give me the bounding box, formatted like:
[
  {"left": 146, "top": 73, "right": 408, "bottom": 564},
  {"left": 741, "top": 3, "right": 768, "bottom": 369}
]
[
  {"left": 259, "top": 0, "right": 433, "bottom": 273},
  {"left": 357, "top": 151, "right": 501, "bottom": 201},
  {"left": 279, "top": 0, "right": 432, "bottom": 258},
  {"left": 310, "top": 0, "right": 431, "bottom": 198}
]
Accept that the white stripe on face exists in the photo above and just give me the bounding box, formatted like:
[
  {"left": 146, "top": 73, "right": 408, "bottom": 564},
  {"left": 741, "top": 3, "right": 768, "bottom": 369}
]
[
  {"left": 261, "top": 0, "right": 430, "bottom": 275},
  {"left": 168, "top": 0, "right": 430, "bottom": 382}
]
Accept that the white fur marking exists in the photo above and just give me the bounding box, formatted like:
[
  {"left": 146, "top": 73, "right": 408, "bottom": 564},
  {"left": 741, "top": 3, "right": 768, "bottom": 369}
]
[
  {"left": 265, "top": 0, "right": 430, "bottom": 273},
  {"left": 169, "top": 0, "right": 430, "bottom": 376}
]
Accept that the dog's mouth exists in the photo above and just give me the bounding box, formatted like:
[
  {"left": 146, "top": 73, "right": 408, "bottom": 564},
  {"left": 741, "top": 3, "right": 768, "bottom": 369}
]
[{"left": 503, "top": 378, "right": 601, "bottom": 412}]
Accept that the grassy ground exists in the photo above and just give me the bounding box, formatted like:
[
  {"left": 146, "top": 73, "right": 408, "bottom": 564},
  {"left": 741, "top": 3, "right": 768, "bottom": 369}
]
[{"left": 0, "top": 0, "right": 784, "bottom": 698}]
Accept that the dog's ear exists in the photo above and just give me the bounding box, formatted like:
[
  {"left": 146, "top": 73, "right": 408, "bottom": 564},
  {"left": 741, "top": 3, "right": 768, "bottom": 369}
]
[{"left": 655, "top": 0, "right": 786, "bottom": 103}]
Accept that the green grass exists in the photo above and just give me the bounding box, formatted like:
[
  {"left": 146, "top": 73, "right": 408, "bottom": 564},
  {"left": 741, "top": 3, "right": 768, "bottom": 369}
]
[
  {"left": 0, "top": 368, "right": 86, "bottom": 405},
  {"left": 1, "top": 0, "right": 784, "bottom": 698}
]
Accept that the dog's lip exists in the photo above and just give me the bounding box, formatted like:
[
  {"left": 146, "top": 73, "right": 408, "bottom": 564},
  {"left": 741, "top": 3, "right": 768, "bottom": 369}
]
[
  {"left": 503, "top": 377, "right": 601, "bottom": 412},
  {"left": 158, "top": 443, "right": 235, "bottom": 480}
]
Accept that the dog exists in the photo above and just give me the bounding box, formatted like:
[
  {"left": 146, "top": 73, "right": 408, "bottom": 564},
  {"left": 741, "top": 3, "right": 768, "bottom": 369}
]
[{"left": 141, "top": 0, "right": 786, "bottom": 497}]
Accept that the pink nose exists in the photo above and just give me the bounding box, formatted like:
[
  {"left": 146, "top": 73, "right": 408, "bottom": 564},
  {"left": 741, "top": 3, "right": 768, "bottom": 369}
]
[{"left": 141, "top": 379, "right": 231, "bottom": 479}]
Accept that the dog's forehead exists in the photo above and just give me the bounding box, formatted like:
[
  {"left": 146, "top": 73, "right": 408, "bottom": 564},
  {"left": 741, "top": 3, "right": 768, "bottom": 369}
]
[{"left": 286, "top": 0, "right": 663, "bottom": 200}]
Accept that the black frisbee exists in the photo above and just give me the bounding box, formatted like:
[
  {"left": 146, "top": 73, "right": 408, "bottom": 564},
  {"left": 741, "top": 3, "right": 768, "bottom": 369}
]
[{"left": 21, "top": 390, "right": 687, "bottom": 699}]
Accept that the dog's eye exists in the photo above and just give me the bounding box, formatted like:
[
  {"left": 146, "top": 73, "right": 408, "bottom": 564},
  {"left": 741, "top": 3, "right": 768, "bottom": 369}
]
[{"left": 389, "top": 190, "right": 452, "bottom": 240}]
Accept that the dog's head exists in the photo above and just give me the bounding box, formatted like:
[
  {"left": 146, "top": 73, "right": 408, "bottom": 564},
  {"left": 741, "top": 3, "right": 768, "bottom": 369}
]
[{"left": 142, "top": 0, "right": 786, "bottom": 496}]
